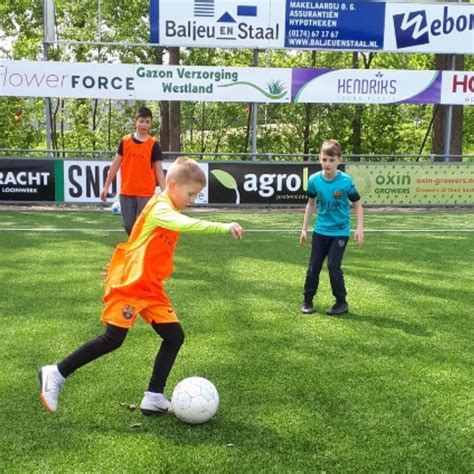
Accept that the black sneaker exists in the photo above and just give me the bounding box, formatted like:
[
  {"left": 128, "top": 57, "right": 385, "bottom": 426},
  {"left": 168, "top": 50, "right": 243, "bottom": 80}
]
[
  {"left": 301, "top": 303, "right": 315, "bottom": 314},
  {"left": 326, "top": 302, "right": 348, "bottom": 316}
]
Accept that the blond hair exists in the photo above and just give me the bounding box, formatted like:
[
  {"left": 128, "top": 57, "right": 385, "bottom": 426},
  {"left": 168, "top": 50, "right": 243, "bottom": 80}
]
[
  {"left": 320, "top": 139, "right": 342, "bottom": 158},
  {"left": 166, "top": 156, "right": 206, "bottom": 187}
]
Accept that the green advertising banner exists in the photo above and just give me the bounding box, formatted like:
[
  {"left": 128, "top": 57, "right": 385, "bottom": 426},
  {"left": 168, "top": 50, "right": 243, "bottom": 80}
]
[{"left": 346, "top": 163, "right": 474, "bottom": 206}]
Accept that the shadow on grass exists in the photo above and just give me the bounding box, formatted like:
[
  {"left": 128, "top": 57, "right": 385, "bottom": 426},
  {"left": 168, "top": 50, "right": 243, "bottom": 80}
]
[
  {"left": 348, "top": 268, "right": 472, "bottom": 315},
  {"left": 140, "top": 415, "right": 321, "bottom": 455},
  {"left": 347, "top": 311, "right": 432, "bottom": 337}
]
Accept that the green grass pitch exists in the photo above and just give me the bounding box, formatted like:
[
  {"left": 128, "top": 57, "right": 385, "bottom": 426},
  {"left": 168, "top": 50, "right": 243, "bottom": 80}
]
[{"left": 0, "top": 209, "right": 472, "bottom": 472}]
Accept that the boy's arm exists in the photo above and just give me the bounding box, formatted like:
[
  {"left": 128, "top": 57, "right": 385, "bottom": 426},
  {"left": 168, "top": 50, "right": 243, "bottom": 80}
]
[
  {"left": 154, "top": 161, "right": 166, "bottom": 192},
  {"left": 151, "top": 203, "right": 243, "bottom": 238},
  {"left": 300, "top": 197, "right": 315, "bottom": 246},
  {"left": 100, "top": 154, "right": 122, "bottom": 202},
  {"left": 353, "top": 199, "right": 364, "bottom": 247}
]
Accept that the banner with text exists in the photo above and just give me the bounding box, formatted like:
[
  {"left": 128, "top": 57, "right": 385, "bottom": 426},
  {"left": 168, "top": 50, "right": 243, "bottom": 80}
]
[
  {"left": 150, "top": 1, "right": 474, "bottom": 54},
  {"left": 0, "top": 159, "right": 56, "bottom": 202},
  {"left": 1, "top": 159, "right": 473, "bottom": 206},
  {"left": 440, "top": 72, "right": 474, "bottom": 106},
  {"left": 384, "top": 3, "right": 474, "bottom": 55},
  {"left": 63, "top": 160, "right": 209, "bottom": 204},
  {"left": 292, "top": 69, "right": 442, "bottom": 105},
  {"left": 346, "top": 163, "right": 474, "bottom": 206},
  {"left": 1, "top": 61, "right": 472, "bottom": 106},
  {"left": 208, "top": 162, "right": 324, "bottom": 204},
  {"left": 0, "top": 61, "right": 291, "bottom": 103}
]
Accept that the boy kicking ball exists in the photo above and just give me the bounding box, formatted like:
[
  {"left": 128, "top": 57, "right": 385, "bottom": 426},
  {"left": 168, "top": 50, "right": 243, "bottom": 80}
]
[
  {"left": 39, "top": 157, "right": 243, "bottom": 414},
  {"left": 300, "top": 139, "right": 364, "bottom": 316}
]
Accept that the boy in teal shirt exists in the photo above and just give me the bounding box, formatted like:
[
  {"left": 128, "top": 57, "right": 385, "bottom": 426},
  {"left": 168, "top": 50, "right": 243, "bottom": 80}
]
[{"left": 300, "top": 139, "right": 364, "bottom": 316}]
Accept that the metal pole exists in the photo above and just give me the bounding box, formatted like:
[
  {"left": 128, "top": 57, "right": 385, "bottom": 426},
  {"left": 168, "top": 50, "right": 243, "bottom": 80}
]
[
  {"left": 43, "top": 0, "right": 54, "bottom": 151},
  {"left": 251, "top": 49, "right": 259, "bottom": 161},
  {"left": 48, "top": 39, "right": 161, "bottom": 48},
  {"left": 444, "top": 0, "right": 464, "bottom": 163},
  {"left": 98, "top": 0, "right": 102, "bottom": 42},
  {"left": 443, "top": 54, "right": 456, "bottom": 162}
]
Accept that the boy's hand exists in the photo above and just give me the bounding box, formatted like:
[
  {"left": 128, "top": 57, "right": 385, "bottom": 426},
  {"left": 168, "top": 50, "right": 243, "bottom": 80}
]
[
  {"left": 299, "top": 230, "right": 307, "bottom": 246},
  {"left": 100, "top": 189, "right": 108, "bottom": 203},
  {"left": 354, "top": 227, "right": 364, "bottom": 247},
  {"left": 228, "top": 222, "right": 244, "bottom": 240}
]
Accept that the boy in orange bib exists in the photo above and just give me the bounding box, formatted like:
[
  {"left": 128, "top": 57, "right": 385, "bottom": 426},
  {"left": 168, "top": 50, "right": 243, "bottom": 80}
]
[
  {"left": 101, "top": 106, "right": 166, "bottom": 235},
  {"left": 39, "top": 157, "right": 243, "bottom": 415}
]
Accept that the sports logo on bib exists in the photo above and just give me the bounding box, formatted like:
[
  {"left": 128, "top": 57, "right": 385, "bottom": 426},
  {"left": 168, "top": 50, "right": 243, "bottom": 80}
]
[
  {"left": 333, "top": 190, "right": 343, "bottom": 199},
  {"left": 122, "top": 305, "right": 135, "bottom": 320}
]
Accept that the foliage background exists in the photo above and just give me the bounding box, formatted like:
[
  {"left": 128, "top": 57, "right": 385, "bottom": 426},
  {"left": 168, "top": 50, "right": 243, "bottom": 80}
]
[{"left": 0, "top": 0, "right": 472, "bottom": 156}]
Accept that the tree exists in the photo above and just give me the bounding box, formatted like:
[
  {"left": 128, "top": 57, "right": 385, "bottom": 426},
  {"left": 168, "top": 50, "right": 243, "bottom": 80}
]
[
  {"left": 0, "top": 0, "right": 472, "bottom": 158},
  {"left": 168, "top": 47, "right": 181, "bottom": 157},
  {"left": 432, "top": 54, "right": 464, "bottom": 160}
]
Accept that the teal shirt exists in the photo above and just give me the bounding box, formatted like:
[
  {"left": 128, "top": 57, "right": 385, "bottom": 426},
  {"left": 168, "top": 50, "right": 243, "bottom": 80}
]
[{"left": 307, "top": 171, "right": 360, "bottom": 237}]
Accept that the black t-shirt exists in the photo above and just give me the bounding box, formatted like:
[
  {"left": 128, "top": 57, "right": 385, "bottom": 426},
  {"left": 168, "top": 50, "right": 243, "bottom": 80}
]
[{"left": 117, "top": 134, "right": 163, "bottom": 163}]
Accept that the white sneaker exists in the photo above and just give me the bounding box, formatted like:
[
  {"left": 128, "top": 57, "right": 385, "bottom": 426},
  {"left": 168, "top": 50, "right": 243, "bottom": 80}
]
[
  {"left": 140, "top": 391, "right": 173, "bottom": 415},
  {"left": 39, "top": 365, "right": 65, "bottom": 413}
]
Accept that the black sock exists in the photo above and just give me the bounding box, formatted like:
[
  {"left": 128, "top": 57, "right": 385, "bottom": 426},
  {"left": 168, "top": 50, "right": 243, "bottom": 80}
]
[{"left": 57, "top": 324, "right": 128, "bottom": 378}]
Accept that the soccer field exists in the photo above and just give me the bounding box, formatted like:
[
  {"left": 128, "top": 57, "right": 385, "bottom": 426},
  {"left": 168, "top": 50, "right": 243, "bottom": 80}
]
[{"left": 0, "top": 209, "right": 473, "bottom": 472}]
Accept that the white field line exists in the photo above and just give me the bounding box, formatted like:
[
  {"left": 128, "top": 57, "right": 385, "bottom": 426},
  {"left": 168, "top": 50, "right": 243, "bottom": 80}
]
[
  {"left": 0, "top": 227, "right": 473, "bottom": 233},
  {"left": 247, "top": 229, "right": 474, "bottom": 233}
]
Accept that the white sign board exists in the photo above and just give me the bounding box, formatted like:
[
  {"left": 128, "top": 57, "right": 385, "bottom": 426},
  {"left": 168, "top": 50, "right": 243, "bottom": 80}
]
[
  {"left": 0, "top": 60, "right": 291, "bottom": 103},
  {"left": 293, "top": 69, "right": 441, "bottom": 105},
  {"left": 63, "top": 160, "right": 209, "bottom": 204},
  {"left": 440, "top": 71, "right": 474, "bottom": 106}
]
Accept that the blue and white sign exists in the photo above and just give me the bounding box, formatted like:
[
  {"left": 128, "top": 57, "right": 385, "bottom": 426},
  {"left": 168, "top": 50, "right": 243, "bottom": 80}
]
[
  {"left": 384, "top": 3, "right": 474, "bottom": 54},
  {"left": 150, "top": 0, "right": 284, "bottom": 49},
  {"left": 285, "top": 1, "right": 385, "bottom": 51},
  {"left": 150, "top": 0, "right": 474, "bottom": 54}
]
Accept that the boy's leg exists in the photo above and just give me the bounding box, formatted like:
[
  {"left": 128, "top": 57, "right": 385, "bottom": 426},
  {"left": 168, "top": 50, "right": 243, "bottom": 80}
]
[
  {"left": 303, "top": 233, "right": 330, "bottom": 307},
  {"left": 141, "top": 322, "right": 184, "bottom": 415},
  {"left": 39, "top": 324, "right": 128, "bottom": 413},
  {"left": 326, "top": 237, "right": 349, "bottom": 315},
  {"left": 148, "top": 322, "right": 184, "bottom": 393},
  {"left": 119, "top": 195, "right": 138, "bottom": 235},
  {"left": 136, "top": 196, "right": 151, "bottom": 220},
  {"left": 57, "top": 324, "right": 128, "bottom": 377}
]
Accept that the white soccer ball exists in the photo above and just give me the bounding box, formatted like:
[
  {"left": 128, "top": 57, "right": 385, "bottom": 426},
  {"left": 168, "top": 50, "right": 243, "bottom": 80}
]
[
  {"left": 111, "top": 201, "right": 121, "bottom": 215},
  {"left": 171, "top": 376, "right": 219, "bottom": 424}
]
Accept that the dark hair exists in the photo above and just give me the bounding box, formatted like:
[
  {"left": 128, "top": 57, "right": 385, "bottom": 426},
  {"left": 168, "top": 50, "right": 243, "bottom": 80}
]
[
  {"left": 135, "top": 106, "right": 153, "bottom": 120},
  {"left": 320, "top": 139, "right": 342, "bottom": 158}
]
